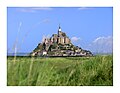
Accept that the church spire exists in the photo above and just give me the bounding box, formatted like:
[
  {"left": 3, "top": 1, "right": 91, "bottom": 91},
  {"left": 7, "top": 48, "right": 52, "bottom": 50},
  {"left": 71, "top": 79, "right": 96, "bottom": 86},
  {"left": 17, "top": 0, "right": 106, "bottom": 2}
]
[
  {"left": 58, "top": 24, "right": 61, "bottom": 36},
  {"left": 59, "top": 24, "right": 61, "bottom": 29},
  {"left": 58, "top": 24, "right": 61, "bottom": 31}
]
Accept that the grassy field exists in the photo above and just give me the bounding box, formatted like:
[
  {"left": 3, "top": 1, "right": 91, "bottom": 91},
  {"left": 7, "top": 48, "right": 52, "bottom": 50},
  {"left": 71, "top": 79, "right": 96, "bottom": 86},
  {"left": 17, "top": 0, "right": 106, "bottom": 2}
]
[{"left": 7, "top": 55, "right": 113, "bottom": 86}]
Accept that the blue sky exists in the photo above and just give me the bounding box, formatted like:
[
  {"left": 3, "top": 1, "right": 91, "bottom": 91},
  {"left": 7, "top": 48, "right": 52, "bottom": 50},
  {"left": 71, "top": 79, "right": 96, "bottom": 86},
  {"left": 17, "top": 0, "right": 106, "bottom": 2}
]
[{"left": 7, "top": 7, "right": 113, "bottom": 53}]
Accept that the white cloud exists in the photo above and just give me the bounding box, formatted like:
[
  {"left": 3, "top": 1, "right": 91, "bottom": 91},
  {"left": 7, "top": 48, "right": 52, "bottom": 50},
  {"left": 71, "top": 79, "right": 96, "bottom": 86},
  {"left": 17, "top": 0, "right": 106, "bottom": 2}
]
[
  {"left": 42, "top": 19, "right": 50, "bottom": 23},
  {"left": 31, "top": 7, "right": 52, "bottom": 11},
  {"left": 18, "top": 8, "right": 35, "bottom": 13},
  {"left": 78, "top": 7, "right": 93, "bottom": 10},
  {"left": 71, "top": 37, "right": 81, "bottom": 42},
  {"left": 88, "top": 36, "right": 113, "bottom": 54},
  {"left": 93, "top": 36, "right": 113, "bottom": 47},
  {"left": 17, "top": 7, "right": 53, "bottom": 13}
]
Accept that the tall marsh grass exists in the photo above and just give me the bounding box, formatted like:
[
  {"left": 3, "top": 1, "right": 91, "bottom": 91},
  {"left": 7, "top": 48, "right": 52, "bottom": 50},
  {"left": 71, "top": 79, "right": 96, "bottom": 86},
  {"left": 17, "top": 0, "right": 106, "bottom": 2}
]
[{"left": 7, "top": 55, "right": 113, "bottom": 86}]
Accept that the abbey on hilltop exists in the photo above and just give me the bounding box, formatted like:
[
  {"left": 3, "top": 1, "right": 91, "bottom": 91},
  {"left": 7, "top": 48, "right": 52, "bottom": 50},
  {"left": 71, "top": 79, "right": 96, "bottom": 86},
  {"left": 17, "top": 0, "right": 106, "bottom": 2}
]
[
  {"left": 51, "top": 25, "right": 71, "bottom": 44},
  {"left": 30, "top": 25, "right": 93, "bottom": 56}
]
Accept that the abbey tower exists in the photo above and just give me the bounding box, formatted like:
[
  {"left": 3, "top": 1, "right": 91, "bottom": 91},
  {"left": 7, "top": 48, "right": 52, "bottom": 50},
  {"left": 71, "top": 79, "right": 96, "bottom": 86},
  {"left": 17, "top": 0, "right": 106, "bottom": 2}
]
[{"left": 50, "top": 25, "right": 71, "bottom": 44}]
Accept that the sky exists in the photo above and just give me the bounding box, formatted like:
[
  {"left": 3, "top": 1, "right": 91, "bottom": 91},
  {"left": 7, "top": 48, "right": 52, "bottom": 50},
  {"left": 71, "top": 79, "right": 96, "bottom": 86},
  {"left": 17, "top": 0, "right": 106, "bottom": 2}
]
[{"left": 7, "top": 7, "right": 113, "bottom": 54}]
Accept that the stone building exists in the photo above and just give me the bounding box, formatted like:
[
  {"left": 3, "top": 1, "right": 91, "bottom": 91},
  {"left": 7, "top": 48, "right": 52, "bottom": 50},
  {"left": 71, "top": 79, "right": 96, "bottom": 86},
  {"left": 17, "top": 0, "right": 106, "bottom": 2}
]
[
  {"left": 51, "top": 34, "right": 58, "bottom": 43},
  {"left": 42, "top": 25, "right": 71, "bottom": 51},
  {"left": 50, "top": 25, "right": 71, "bottom": 44}
]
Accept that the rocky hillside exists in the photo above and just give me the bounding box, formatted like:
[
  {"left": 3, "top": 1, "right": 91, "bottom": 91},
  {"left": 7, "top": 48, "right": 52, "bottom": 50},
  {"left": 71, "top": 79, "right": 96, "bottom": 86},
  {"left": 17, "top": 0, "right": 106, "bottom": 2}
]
[{"left": 30, "top": 42, "right": 93, "bottom": 57}]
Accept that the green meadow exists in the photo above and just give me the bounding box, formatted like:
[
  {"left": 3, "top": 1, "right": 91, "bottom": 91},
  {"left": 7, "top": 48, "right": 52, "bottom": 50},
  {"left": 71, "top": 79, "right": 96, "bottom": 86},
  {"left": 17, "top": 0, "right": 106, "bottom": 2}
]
[{"left": 7, "top": 55, "right": 113, "bottom": 86}]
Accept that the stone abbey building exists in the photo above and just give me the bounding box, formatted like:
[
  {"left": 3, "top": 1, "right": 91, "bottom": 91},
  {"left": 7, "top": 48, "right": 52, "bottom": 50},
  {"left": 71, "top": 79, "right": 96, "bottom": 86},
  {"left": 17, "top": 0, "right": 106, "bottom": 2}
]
[
  {"left": 30, "top": 25, "right": 93, "bottom": 57},
  {"left": 51, "top": 26, "right": 71, "bottom": 44},
  {"left": 44, "top": 25, "right": 70, "bottom": 47}
]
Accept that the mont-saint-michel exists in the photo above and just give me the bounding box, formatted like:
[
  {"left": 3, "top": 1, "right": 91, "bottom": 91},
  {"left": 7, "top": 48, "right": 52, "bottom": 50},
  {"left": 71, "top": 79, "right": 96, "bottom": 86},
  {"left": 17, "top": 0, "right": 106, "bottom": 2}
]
[
  {"left": 7, "top": 7, "right": 113, "bottom": 86},
  {"left": 30, "top": 25, "right": 93, "bottom": 57}
]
